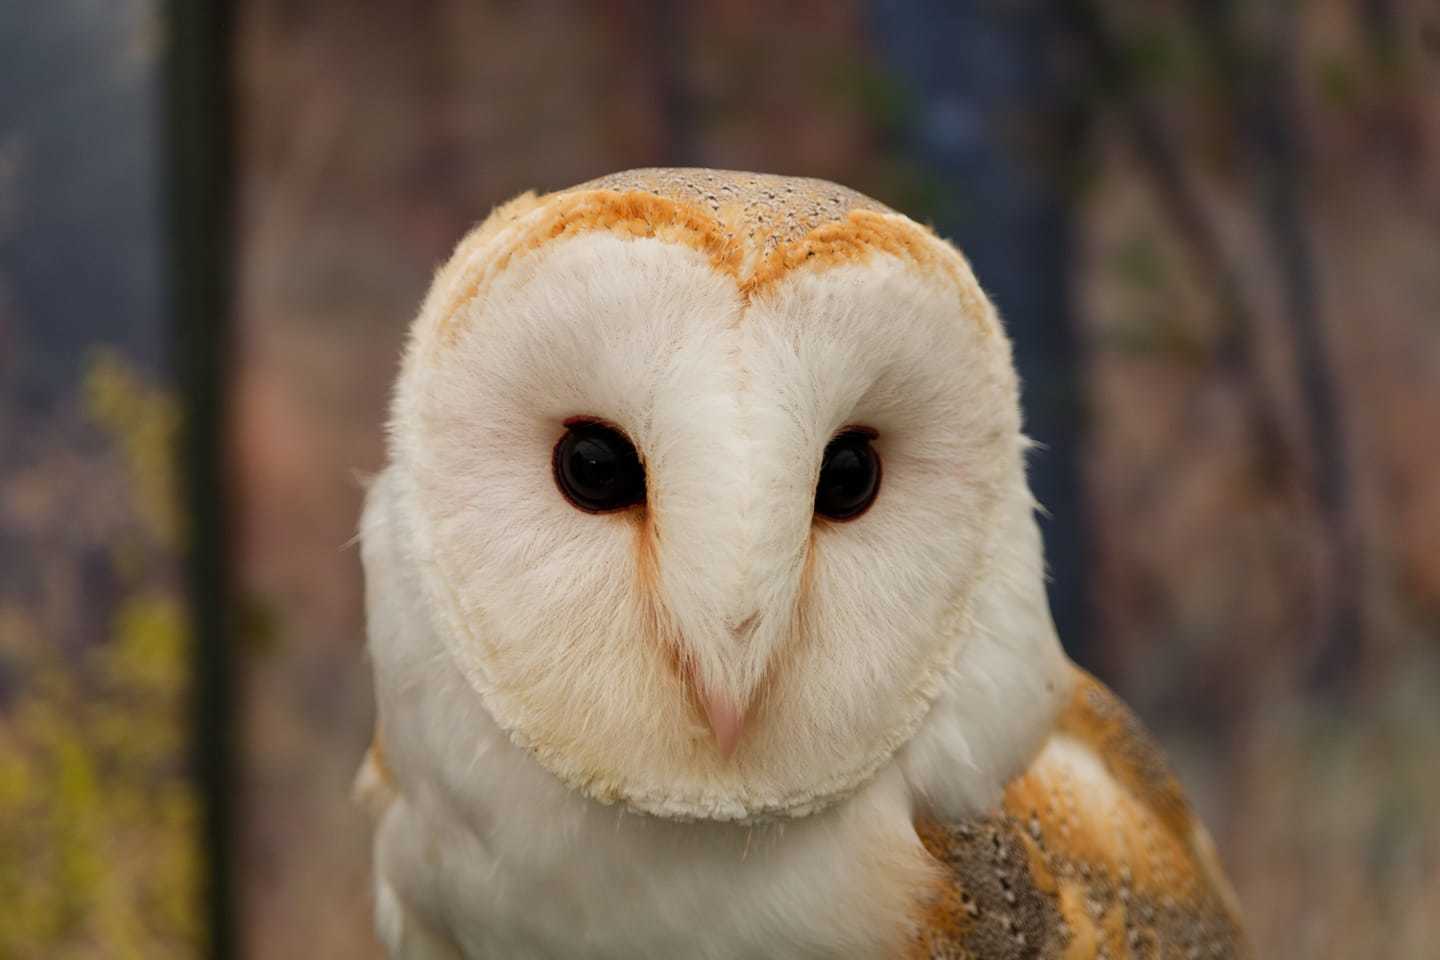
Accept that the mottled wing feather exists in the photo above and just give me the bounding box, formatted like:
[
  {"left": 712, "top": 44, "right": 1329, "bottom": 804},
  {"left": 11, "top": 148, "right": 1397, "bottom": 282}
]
[{"left": 913, "top": 670, "right": 1250, "bottom": 959}]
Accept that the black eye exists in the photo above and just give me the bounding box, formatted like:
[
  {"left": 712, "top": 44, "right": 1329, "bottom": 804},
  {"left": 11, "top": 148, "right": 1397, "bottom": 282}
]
[
  {"left": 815, "top": 429, "right": 881, "bottom": 521},
  {"left": 553, "top": 420, "right": 646, "bottom": 513}
]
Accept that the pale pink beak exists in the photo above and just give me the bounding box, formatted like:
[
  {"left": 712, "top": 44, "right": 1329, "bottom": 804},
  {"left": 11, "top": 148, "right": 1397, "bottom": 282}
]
[{"left": 700, "top": 689, "right": 747, "bottom": 759}]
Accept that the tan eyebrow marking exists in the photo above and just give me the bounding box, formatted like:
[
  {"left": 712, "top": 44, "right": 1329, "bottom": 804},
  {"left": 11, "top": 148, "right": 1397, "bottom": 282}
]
[{"left": 433, "top": 171, "right": 996, "bottom": 345}]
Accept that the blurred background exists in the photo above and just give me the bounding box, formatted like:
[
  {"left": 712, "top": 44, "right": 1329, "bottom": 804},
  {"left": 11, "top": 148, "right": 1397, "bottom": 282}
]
[{"left": 3, "top": 1, "right": 1438, "bottom": 957}]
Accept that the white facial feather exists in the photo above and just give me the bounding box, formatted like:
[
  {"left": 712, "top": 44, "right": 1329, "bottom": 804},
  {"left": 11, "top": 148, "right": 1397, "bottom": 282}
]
[{"left": 364, "top": 172, "right": 1074, "bottom": 956}]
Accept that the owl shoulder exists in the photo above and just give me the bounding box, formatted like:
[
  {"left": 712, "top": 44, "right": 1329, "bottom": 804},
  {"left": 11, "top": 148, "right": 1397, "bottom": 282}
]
[{"left": 911, "top": 668, "right": 1250, "bottom": 959}]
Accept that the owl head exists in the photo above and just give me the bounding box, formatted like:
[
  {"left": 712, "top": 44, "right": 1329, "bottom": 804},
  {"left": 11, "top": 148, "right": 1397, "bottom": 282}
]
[{"left": 376, "top": 169, "right": 1069, "bottom": 822}]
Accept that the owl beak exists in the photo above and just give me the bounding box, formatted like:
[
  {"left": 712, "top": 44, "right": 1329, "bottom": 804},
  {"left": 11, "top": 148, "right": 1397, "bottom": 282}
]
[{"left": 700, "top": 688, "right": 747, "bottom": 760}]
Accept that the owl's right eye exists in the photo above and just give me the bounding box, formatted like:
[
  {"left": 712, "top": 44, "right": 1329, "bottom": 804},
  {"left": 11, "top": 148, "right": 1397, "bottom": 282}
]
[{"left": 553, "top": 420, "right": 646, "bottom": 513}]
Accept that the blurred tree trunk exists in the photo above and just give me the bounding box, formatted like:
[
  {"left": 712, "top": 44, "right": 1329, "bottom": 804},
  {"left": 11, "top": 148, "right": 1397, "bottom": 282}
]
[{"left": 868, "top": 0, "right": 1091, "bottom": 664}]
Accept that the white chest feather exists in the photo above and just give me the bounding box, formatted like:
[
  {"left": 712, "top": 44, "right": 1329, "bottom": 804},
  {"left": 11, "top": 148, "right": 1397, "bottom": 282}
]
[{"left": 370, "top": 752, "right": 933, "bottom": 959}]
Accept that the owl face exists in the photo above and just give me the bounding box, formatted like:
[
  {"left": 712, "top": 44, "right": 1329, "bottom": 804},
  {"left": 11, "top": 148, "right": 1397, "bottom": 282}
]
[{"left": 387, "top": 171, "right": 1031, "bottom": 821}]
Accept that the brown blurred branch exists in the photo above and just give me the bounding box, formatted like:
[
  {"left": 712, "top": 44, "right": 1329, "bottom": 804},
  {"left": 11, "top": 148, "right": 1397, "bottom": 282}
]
[
  {"left": 1209, "top": 3, "right": 1363, "bottom": 685},
  {"left": 1067, "top": 0, "right": 1364, "bottom": 685},
  {"left": 1060, "top": 1, "right": 1294, "bottom": 475}
]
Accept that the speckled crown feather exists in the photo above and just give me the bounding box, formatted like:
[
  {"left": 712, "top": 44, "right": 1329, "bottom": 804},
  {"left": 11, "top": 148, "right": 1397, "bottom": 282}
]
[{"left": 572, "top": 167, "right": 892, "bottom": 270}]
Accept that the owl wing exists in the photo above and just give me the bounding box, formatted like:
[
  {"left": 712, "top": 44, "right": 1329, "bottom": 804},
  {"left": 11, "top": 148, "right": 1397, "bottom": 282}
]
[
  {"left": 912, "top": 669, "right": 1250, "bottom": 959},
  {"left": 356, "top": 729, "right": 467, "bottom": 960},
  {"left": 353, "top": 728, "right": 397, "bottom": 824}
]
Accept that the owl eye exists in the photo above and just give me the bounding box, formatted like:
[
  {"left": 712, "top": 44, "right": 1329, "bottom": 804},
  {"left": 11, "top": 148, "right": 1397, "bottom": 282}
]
[
  {"left": 814, "top": 429, "right": 881, "bottom": 521},
  {"left": 553, "top": 420, "right": 646, "bottom": 513}
]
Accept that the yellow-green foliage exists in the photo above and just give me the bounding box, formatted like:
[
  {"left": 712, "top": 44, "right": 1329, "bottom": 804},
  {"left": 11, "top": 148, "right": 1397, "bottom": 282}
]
[
  {"left": 0, "top": 353, "right": 200, "bottom": 958},
  {"left": 83, "top": 351, "right": 184, "bottom": 550}
]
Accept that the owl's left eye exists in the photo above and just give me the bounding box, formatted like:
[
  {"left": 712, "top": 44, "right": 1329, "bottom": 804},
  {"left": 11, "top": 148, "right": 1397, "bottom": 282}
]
[
  {"left": 815, "top": 428, "right": 882, "bottom": 521},
  {"left": 553, "top": 420, "right": 646, "bottom": 513}
]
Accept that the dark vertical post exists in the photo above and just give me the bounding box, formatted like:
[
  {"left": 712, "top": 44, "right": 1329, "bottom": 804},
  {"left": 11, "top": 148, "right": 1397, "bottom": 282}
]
[
  {"left": 868, "top": 1, "right": 1090, "bottom": 662},
  {"left": 166, "top": 1, "right": 235, "bottom": 956}
]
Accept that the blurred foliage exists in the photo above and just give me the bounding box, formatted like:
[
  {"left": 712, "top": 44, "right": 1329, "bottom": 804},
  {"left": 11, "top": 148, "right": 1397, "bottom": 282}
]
[
  {"left": 0, "top": 354, "right": 199, "bottom": 958},
  {"left": 83, "top": 352, "right": 183, "bottom": 550}
]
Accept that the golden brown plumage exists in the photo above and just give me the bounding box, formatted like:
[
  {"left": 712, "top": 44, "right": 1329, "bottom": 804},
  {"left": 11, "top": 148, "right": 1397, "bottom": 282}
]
[{"left": 912, "top": 670, "right": 1249, "bottom": 959}]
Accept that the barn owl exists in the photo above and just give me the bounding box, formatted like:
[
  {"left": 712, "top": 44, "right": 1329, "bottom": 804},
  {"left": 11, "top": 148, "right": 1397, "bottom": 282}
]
[{"left": 356, "top": 169, "right": 1250, "bottom": 958}]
